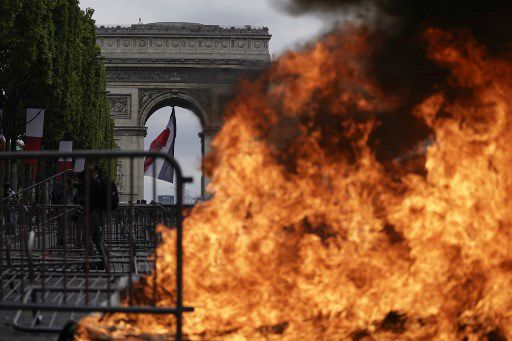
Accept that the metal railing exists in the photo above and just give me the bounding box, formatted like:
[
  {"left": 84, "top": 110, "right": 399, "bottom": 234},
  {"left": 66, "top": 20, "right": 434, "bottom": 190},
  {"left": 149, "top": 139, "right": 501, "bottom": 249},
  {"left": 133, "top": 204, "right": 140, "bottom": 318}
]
[
  {"left": 1, "top": 168, "right": 75, "bottom": 205},
  {"left": 0, "top": 150, "right": 194, "bottom": 339}
]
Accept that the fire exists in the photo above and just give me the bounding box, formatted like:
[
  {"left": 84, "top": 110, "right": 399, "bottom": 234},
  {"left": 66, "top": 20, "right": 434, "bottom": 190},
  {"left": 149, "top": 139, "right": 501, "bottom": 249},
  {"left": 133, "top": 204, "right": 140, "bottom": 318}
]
[{"left": 77, "top": 27, "right": 512, "bottom": 339}]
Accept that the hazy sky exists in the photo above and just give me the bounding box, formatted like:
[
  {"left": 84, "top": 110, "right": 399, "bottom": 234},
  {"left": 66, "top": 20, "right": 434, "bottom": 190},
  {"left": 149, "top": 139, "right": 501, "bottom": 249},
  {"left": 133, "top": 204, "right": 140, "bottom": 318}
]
[
  {"left": 79, "top": 0, "right": 325, "bottom": 55},
  {"left": 78, "top": 0, "right": 326, "bottom": 200}
]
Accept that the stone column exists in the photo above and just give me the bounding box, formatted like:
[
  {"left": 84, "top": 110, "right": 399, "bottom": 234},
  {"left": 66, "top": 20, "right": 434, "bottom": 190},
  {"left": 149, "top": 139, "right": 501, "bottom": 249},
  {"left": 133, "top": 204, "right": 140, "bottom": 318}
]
[
  {"left": 203, "top": 127, "right": 219, "bottom": 155},
  {"left": 198, "top": 132, "right": 205, "bottom": 198},
  {"left": 113, "top": 126, "right": 147, "bottom": 202},
  {"left": 201, "top": 126, "right": 219, "bottom": 198}
]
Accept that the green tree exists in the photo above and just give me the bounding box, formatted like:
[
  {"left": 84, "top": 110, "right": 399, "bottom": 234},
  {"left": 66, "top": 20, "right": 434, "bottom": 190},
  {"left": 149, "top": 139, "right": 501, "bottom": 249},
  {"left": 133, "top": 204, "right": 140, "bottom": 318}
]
[
  {"left": 76, "top": 7, "right": 114, "bottom": 150},
  {"left": 0, "top": 1, "right": 114, "bottom": 183},
  {"left": 0, "top": 0, "right": 54, "bottom": 148}
]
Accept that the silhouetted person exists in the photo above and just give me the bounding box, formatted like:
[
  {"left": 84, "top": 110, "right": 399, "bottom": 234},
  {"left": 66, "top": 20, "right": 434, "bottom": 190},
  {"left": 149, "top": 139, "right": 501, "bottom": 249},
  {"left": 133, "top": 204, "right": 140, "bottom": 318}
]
[
  {"left": 77, "top": 165, "right": 108, "bottom": 270},
  {"left": 3, "top": 182, "right": 17, "bottom": 235}
]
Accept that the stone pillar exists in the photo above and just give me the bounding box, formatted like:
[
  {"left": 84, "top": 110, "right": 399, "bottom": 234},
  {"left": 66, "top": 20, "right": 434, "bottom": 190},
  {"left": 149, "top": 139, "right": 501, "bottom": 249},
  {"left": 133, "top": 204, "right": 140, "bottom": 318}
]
[
  {"left": 203, "top": 127, "right": 219, "bottom": 155},
  {"left": 201, "top": 127, "right": 219, "bottom": 197},
  {"left": 113, "top": 126, "right": 147, "bottom": 202},
  {"left": 198, "top": 132, "right": 205, "bottom": 198}
]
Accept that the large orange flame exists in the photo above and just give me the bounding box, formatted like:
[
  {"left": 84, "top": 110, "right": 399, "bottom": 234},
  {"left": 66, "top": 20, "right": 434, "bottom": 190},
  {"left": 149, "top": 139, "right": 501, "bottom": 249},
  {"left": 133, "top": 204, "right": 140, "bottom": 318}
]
[{"left": 77, "top": 27, "right": 512, "bottom": 339}]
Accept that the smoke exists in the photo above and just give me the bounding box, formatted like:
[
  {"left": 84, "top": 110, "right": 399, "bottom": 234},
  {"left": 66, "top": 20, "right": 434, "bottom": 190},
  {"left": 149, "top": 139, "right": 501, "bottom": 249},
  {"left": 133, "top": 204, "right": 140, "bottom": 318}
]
[
  {"left": 278, "top": 0, "right": 512, "bottom": 163},
  {"left": 283, "top": 0, "right": 512, "bottom": 44},
  {"left": 282, "top": 0, "right": 375, "bottom": 17}
]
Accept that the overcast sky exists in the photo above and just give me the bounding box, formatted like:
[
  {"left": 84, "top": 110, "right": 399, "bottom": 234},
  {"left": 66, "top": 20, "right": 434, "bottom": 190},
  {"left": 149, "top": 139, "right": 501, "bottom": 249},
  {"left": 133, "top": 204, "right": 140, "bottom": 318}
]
[
  {"left": 78, "top": 0, "right": 326, "bottom": 200},
  {"left": 79, "top": 0, "right": 325, "bottom": 55}
]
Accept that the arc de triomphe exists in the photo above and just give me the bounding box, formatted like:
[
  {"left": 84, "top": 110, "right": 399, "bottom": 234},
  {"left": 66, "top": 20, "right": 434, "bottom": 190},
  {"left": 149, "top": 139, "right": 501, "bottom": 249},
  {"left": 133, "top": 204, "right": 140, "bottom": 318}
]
[{"left": 97, "top": 22, "right": 271, "bottom": 200}]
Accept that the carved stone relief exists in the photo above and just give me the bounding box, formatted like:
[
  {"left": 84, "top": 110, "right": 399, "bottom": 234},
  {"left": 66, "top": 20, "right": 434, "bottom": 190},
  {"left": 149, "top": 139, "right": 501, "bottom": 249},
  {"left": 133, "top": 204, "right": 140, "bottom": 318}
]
[
  {"left": 106, "top": 67, "right": 255, "bottom": 84},
  {"left": 107, "top": 95, "right": 131, "bottom": 119},
  {"left": 138, "top": 88, "right": 212, "bottom": 116},
  {"left": 139, "top": 89, "right": 165, "bottom": 110},
  {"left": 97, "top": 23, "right": 270, "bottom": 36},
  {"left": 99, "top": 37, "right": 269, "bottom": 55}
]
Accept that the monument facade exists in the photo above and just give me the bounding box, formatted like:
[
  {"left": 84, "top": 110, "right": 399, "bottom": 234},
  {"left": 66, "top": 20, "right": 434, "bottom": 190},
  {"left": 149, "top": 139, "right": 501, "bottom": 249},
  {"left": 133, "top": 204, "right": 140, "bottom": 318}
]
[{"left": 96, "top": 22, "right": 271, "bottom": 200}]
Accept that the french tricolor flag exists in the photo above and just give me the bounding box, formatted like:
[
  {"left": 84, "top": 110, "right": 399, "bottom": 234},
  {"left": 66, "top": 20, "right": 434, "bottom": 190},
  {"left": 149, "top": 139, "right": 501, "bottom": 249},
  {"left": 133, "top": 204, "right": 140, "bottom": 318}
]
[
  {"left": 24, "top": 108, "right": 44, "bottom": 164},
  {"left": 144, "top": 107, "right": 177, "bottom": 183},
  {"left": 58, "top": 137, "right": 73, "bottom": 173}
]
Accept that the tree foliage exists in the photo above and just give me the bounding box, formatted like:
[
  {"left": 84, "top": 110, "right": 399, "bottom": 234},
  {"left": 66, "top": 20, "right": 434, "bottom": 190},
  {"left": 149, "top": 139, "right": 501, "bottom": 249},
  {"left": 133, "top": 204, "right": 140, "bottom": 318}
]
[{"left": 0, "top": 0, "right": 114, "bottom": 151}]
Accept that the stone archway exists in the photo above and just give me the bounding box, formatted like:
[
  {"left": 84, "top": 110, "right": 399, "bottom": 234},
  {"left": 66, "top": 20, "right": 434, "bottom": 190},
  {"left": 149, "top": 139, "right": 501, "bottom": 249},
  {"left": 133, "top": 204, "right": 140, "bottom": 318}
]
[
  {"left": 138, "top": 89, "right": 208, "bottom": 127},
  {"left": 142, "top": 92, "right": 207, "bottom": 199},
  {"left": 98, "top": 22, "right": 271, "bottom": 200}
]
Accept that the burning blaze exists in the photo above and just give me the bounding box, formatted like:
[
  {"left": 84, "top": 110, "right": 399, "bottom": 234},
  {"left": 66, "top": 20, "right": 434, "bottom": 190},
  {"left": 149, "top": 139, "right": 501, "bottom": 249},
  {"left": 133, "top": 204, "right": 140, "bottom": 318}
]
[{"left": 78, "top": 27, "right": 512, "bottom": 339}]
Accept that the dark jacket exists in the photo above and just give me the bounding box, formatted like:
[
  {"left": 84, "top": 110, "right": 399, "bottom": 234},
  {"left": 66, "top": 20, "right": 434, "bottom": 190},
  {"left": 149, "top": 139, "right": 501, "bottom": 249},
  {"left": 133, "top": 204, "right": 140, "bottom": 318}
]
[{"left": 77, "top": 174, "right": 104, "bottom": 211}]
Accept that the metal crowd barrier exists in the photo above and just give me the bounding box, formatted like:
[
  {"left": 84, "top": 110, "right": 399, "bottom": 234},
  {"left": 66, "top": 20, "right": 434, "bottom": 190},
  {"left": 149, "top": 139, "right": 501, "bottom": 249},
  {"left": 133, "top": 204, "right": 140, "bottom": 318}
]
[
  {"left": 0, "top": 150, "right": 194, "bottom": 339},
  {"left": 1, "top": 168, "right": 75, "bottom": 206}
]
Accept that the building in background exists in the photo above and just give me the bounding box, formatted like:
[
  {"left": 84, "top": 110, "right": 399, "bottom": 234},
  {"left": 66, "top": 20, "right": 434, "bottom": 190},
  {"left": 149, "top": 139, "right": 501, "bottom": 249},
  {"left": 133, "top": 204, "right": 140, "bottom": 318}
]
[{"left": 98, "top": 22, "right": 271, "bottom": 201}]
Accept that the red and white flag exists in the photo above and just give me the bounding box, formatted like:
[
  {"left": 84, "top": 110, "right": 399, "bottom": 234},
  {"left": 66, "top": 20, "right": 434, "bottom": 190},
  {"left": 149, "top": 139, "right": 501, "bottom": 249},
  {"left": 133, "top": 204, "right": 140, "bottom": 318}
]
[
  {"left": 24, "top": 108, "right": 44, "bottom": 164},
  {"left": 58, "top": 139, "right": 73, "bottom": 173},
  {"left": 144, "top": 107, "right": 177, "bottom": 183},
  {"left": 74, "top": 158, "right": 85, "bottom": 173}
]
